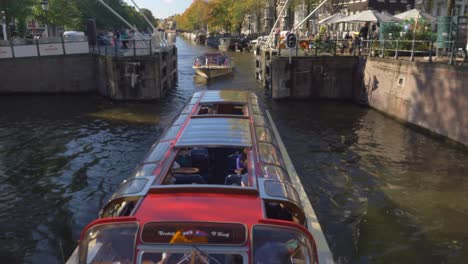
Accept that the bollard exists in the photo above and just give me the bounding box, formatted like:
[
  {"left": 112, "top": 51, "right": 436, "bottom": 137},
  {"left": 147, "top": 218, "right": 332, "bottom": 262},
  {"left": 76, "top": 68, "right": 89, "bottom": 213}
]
[
  {"left": 149, "top": 39, "right": 152, "bottom": 55},
  {"left": 410, "top": 38, "right": 415, "bottom": 61},
  {"left": 333, "top": 40, "right": 337, "bottom": 56},
  {"left": 134, "top": 39, "right": 137, "bottom": 56},
  {"left": 380, "top": 40, "right": 385, "bottom": 58},
  {"left": 61, "top": 36, "right": 66, "bottom": 55},
  {"left": 36, "top": 39, "right": 40, "bottom": 57},
  {"left": 9, "top": 40, "right": 15, "bottom": 58},
  {"left": 449, "top": 40, "right": 455, "bottom": 65},
  {"left": 394, "top": 39, "right": 399, "bottom": 59},
  {"left": 429, "top": 40, "right": 434, "bottom": 63}
]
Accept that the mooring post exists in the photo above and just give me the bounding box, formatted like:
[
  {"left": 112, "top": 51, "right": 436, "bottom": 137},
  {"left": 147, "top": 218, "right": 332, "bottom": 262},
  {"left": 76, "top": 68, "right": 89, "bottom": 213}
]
[
  {"left": 36, "top": 38, "right": 40, "bottom": 57},
  {"left": 429, "top": 40, "right": 434, "bottom": 63},
  {"left": 333, "top": 40, "right": 337, "bottom": 56},
  {"left": 395, "top": 39, "right": 399, "bottom": 59},
  {"left": 380, "top": 40, "right": 385, "bottom": 58},
  {"left": 410, "top": 39, "right": 415, "bottom": 62},
  {"left": 449, "top": 40, "right": 455, "bottom": 65},
  {"left": 149, "top": 39, "right": 152, "bottom": 55}
]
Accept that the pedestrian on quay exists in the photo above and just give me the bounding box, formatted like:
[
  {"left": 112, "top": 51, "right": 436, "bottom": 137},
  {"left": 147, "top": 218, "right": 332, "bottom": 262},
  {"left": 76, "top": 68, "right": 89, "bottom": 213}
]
[
  {"left": 121, "top": 30, "right": 128, "bottom": 49},
  {"left": 114, "top": 30, "right": 121, "bottom": 48}
]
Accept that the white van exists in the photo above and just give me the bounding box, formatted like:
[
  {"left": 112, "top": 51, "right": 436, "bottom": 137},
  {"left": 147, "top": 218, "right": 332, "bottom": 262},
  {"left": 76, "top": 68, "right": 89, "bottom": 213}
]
[{"left": 63, "top": 31, "right": 86, "bottom": 42}]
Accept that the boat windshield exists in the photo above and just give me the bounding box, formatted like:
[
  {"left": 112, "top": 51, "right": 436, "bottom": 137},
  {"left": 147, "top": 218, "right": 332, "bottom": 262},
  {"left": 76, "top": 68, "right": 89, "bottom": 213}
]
[
  {"left": 79, "top": 222, "right": 138, "bottom": 264},
  {"left": 252, "top": 225, "right": 316, "bottom": 264},
  {"left": 140, "top": 249, "right": 245, "bottom": 264}
]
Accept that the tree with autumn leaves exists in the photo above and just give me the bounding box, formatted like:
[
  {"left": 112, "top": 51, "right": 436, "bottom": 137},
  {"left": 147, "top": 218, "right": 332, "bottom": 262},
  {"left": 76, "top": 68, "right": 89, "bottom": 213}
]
[
  {"left": 175, "top": 0, "right": 267, "bottom": 34},
  {"left": 175, "top": 0, "right": 328, "bottom": 35}
]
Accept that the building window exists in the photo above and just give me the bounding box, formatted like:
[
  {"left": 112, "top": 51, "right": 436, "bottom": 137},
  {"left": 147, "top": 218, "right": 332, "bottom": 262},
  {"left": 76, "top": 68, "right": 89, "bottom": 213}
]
[
  {"left": 436, "top": 3, "right": 443, "bottom": 16},
  {"left": 377, "top": 0, "right": 385, "bottom": 2},
  {"left": 401, "top": 0, "right": 407, "bottom": 3},
  {"left": 389, "top": 0, "right": 396, "bottom": 3},
  {"left": 454, "top": 5, "right": 462, "bottom": 16}
]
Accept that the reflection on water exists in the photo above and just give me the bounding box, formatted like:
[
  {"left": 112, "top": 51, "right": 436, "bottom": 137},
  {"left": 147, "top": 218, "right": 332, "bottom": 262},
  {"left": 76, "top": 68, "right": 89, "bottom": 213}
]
[{"left": 0, "top": 37, "right": 466, "bottom": 264}]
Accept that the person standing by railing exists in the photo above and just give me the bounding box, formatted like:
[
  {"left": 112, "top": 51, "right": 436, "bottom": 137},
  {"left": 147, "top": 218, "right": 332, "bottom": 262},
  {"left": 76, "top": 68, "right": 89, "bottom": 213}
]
[
  {"left": 121, "top": 30, "right": 128, "bottom": 49},
  {"left": 114, "top": 30, "right": 121, "bottom": 48}
]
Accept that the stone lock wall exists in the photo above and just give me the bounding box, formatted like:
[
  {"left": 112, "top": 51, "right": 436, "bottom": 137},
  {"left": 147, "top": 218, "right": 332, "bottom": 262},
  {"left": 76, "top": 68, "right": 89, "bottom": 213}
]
[
  {"left": 0, "top": 54, "right": 97, "bottom": 93},
  {"left": 270, "top": 56, "right": 360, "bottom": 99},
  {"left": 0, "top": 47, "right": 178, "bottom": 100},
  {"left": 362, "top": 57, "right": 468, "bottom": 145},
  {"left": 261, "top": 52, "right": 467, "bottom": 145},
  {"left": 97, "top": 47, "right": 178, "bottom": 100}
]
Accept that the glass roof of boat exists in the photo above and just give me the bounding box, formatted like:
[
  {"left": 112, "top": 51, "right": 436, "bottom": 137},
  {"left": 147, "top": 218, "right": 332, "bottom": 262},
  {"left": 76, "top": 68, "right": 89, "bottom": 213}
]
[
  {"left": 175, "top": 118, "right": 252, "bottom": 147},
  {"left": 200, "top": 90, "right": 249, "bottom": 104}
]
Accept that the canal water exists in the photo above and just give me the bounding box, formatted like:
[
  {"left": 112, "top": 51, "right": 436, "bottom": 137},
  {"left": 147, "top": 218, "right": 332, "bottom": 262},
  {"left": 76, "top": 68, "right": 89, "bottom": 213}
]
[{"left": 0, "top": 37, "right": 467, "bottom": 264}]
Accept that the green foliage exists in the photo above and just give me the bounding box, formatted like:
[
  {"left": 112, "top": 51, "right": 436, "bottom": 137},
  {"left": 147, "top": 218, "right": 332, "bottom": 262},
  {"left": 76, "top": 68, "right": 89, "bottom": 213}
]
[
  {"left": 16, "top": 19, "right": 27, "bottom": 37},
  {"left": 378, "top": 19, "right": 436, "bottom": 52},
  {"left": 3, "top": 0, "right": 157, "bottom": 34},
  {"left": 379, "top": 22, "right": 403, "bottom": 39}
]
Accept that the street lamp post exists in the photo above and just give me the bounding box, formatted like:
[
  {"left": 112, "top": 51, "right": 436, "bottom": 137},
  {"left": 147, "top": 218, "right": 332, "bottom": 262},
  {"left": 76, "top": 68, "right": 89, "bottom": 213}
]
[
  {"left": 41, "top": 0, "right": 48, "bottom": 38},
  {"left": 1, "top": 11, "right": 6, "bottom": 40}
]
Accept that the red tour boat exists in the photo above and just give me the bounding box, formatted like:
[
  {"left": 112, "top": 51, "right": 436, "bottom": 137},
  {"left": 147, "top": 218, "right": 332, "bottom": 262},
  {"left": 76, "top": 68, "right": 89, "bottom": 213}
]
[{"left": 66, "top": 90, "right": 332, "bottom": 264}]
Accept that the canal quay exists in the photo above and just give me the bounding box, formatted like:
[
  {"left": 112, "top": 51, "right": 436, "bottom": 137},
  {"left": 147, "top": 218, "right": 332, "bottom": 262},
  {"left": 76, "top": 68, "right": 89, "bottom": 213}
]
[{"left": 0, "top": 35, "right": 466, "bottom": 263}]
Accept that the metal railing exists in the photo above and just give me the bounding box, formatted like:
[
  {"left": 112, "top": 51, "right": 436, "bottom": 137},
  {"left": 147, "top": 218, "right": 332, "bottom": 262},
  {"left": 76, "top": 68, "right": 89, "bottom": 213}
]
[
  {"left": 90, "top": 39, "right": 172, "bottom": 57},
  {"left": 272, "top": 38, "right": 467, "bottom": 66},
  {"left": 0, "top": 36, "right": 89, "bottom": 59}
]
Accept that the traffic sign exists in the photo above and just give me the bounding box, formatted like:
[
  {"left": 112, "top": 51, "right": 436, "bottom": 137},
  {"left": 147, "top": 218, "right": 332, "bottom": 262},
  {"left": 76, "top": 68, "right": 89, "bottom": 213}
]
[{"left": 286, "top": 33, "right": 297, "bottom": 48}]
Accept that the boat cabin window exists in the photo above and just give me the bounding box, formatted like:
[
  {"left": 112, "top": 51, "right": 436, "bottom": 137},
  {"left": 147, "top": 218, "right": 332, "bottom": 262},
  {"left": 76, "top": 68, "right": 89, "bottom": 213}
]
[
  {"left": 79, "top": 222, "right": 138, "bottom": 264},
  {"left": 258, "top": 143, "right": 283, "bottom": 167},
  {"left": 252, "top": 225, "right": 315, "bottom": 264},
  {"left": 264, "top": 201, "right": 306, "bottom": 226},
  {"left": 145, "top": 141, "right": 171, "bottom": 163},
  {"left": 197, "top": 103, "right": 247, "bottom": 116},
  {"left": 100, "top": 197, "right": 140, "bottom": 218},
  {"left": 162, "top": 147, "right": 251, "bottom": 187}
]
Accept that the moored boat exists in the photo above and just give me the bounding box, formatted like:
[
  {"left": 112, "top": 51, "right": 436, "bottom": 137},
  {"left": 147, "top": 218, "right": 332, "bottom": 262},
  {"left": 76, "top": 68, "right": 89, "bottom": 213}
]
[
  {"left": 193, "top": 53, "right": 233, "bottom": 79},
  {"left": 66, "top": 90, "right": 333, "bottom": 264},
  {"left": 218, "top": 37, "right": 242, "bottom": 52}
]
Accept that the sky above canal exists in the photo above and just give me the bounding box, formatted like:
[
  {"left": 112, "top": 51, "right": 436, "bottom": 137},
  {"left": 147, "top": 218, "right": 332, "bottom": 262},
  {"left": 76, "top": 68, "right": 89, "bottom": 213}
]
[{"left": 124, "top": 0, "right": 192, "bottom": 18}]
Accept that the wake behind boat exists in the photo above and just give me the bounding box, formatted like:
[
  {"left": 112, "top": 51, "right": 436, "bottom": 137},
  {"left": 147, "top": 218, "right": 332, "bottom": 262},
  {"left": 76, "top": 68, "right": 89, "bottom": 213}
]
[{"left": 193, "top": 53, "right": 233, "bottom": 79}]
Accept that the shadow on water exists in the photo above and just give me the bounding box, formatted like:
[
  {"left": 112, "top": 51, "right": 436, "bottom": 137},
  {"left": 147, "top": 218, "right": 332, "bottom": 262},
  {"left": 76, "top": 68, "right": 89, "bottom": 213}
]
[
  {"left": 267, "top": 98, "right": 468, "bottom": 263},
  {"left": 0, "top": 37, "right": 467, "bottom": 264}
]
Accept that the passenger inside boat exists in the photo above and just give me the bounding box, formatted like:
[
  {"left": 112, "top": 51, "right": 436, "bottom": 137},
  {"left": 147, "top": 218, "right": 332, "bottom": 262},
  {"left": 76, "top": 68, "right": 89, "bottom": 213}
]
[
  {"left": 197, "top": 103, "right": 246, "bottom": 116},
  {"left": 165, "top": 147, "right": 250, "bottom": 186},
  {"left": 198, "top": 104, "right": 217, "bottom": 115}
]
